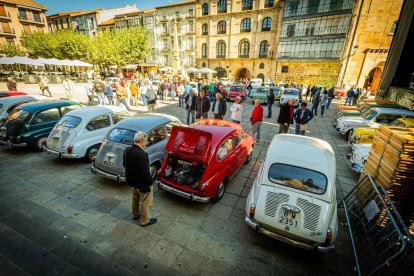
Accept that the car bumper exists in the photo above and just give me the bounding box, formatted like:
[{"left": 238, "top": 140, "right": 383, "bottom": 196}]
[
  {"left": 244, "top": 215, "right": 335, "bottom": 253},
  {"left": 336, "top": 127, "right": 346, "bottom": 134},
  {"left": 0, "top": 139, "right": 27, "bottom": 148},
  {"left": 156, "top": 180, "right": 210, "bottom": 203},
  {"left": 346, "top": 153, "right": 364, "bottom": 173},
  {"left": 91, "top": 164, "right": 125, "bottom": 182},
  {"left": 47, "top": 148, "right": 79, "bottom": 158}
]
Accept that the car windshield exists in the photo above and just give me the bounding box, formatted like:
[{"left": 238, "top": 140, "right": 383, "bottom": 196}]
[
  {"left": 231, "top": 86, "right": 244, "bottom": 91},
  {"left": 57, "top": 115, "right": 82, "bottom": 128},
  {"left": 268, "top": 163, "right": 327, "bottom": 195},
  {"left": 107, "top": 128, "right": 136, "bottom": 145},
  {"left": 362, "top": 109, "right": 378, "bottom": 120},
  {"left": 388, "top": 119, "right": 405, "bottom": 128},
  {"left": 283, "top": 90, "right": 299, "bottom": 96},
  {"left": 255, "top": 88, "right": 269, "bottom": 94},
  {"left": 5, "top": 109, "right": 29, "bottom": 125}
]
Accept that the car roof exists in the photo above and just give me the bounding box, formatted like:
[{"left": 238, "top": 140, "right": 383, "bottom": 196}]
[
  {"left": 114, "top": 113, "right": 179, "bottom": 131},
  {"left": 0, "top": 95, "right": 37, "bottom": 104},
  {"left": 370, "top": 107, "right": 414, "bottom": 116},
  {"left": 64, "top": 105, "right": 128, "bottom": 120},
  {"left": 17, "top": 100, "right": 79, "bottom": 112},
  {"left": 284, "top": 88, "right": 300, "bottom": 92},
  {"left": 191, "top": 119, "right": 238, "bottom": 144}
]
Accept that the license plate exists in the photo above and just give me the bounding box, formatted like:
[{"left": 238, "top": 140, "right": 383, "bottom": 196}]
[
  {"left": 104, "top": 156, "right": 115, "bottom": 166},
  {"left": 278, "top": 209, "right": 300, "bottom": 229},
  {"left": 52, "top": 136, "right": 59, "bottom": 145}
]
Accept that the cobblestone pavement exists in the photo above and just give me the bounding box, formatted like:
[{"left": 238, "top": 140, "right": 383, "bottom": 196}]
[{"left": 0, "top": 83, "right": 358, "bottom": 275}]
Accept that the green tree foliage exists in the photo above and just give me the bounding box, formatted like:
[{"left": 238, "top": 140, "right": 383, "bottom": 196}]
[
  {"left": 21, "top": 32, "right": 59, "bottom": 58},
  {"left": 0, "top": 43, "right": 26, "bottom": 57}
]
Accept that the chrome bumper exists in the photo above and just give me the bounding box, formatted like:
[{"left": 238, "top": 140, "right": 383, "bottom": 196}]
[
  {"left": 347, "top": 153, "right": 363, "bottom": 173},
  {"left": 91, "top": 164, "right": 125, "bottom": 182},
  {"left": 46, "top": 148, "right": 79, "bottom": 158},
  {"left": 156, "top": 180, "right": 210, "bottom": 203},
  {"left": 0, "top": 139, "right": 27, "bottom": 148},
  {"left": 244, "top": 215, "right": 335, "bottom": 253}
]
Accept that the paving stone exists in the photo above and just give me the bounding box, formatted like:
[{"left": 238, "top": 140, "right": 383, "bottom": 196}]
[
  {"left": 148, "top": 239, "right": 184, "bottom": 267},
  {"left": 208, "top": 202, "right": 233, "bottom": 220},
  {"left": 163, "top": 222, "right": 197, "bottom": 247},
  {"left": 29, "top": 191, "right": 60, "bottom": 205},
  {"left": 226, "top": 175, "right": 246, "bottom": 195},
  {"left": 220, "top": 193, "right": 239, "bottom": 207}
]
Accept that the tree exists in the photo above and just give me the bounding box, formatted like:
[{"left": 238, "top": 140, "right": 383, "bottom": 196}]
[
  {"left": 0, "top": 43, "right": 25, "bottom": 57},
  {"left": 21, "top": 32, "right": 59, "bottom": 58}
]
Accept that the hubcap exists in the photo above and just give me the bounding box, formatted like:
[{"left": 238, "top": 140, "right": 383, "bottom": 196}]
[
  {"left": 217, "top": 182, "right": 224, "bottom": 198},
  {"left": 38, "top": 137, "right": 47, "bottom": 149},
  {"left": 150, "top": 165, "right": 156, "bottom": 178},
  {"left": 89, "top": 148, "right": 98, "bottom": 160}
]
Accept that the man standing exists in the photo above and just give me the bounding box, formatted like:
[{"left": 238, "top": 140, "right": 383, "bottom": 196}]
[
  {"left": 326, "top": 86, "right": 335, "bottom": 109},
  {"left": 92, "top": 77, "right": 105, "bottom": 105},
  {"left": 208, "top": 82, "right": 215, "bottom": 102},
  {"left": 311, "top": 88, "right": 321, "bottom": 116},
  {"left": 115, "top": 81, "right": 132, "bottom": 111},
  {"left": 140, "top": 81, "right": 148, "bottom": 106},
  {"left": 169, "top": 80, "right": 176, "bottom": 101},
  {"left": 251, "top": 100, "right": 263, "bottom": 143},
  {"left": 185, "top": 88, "right": 196, "bottom": 125},
  {"left": 63, "top": 76, "right": 75, "bottom": 100},
  {"left": 211, "top": 93, "right": 227, "bottom": 119},
  {"left": 105, "top": 81, "right": 114, "bottom": 105},
  {"left": 277, "top": 99, "right": 295, "bottom": 133},
  {"left": 352, "top": 87, "right": 360, "bottom": 106},
  {"left": 344, "top": 86, "right": 354, "bottom": 106},
  {"left": 230, "top": 96, "right": 243, "bottom": 124},
  {"left": 146, "top": 83, "right": 157, "bottom": 112},
  {"left": 294, "top": 102, "right": 313, "bottom": 135},
  {"left": 266, "top": 88, "right": 275, "bottom": 118},
  {"left": 6, "top": 77, "right": 17, "bottom": 91},
  {"left": 123, "top": 132, "right": 157, "bottom": 227},
  {"left": 40, "top": 76, "right": 52, "bottom": 97},
  {"left": 195, "top": 90, "right": 210, "bottom": 120}
]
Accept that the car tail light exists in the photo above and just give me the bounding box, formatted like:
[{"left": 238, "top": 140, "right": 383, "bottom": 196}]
[
  {"left": 325, "top": 227, "right": 333, "bottom": 245},
  {"left": 67, "top": 145, "right": 73, "bottom": 154},
  {"left": 249, "top": 203, "right": 256, "bottom": 219},
  {"left": 199, "top": 182, "right": 208, "bottom": 191},
  {"left": 91, "top": 156, "right": 96, "bottom": 162}
]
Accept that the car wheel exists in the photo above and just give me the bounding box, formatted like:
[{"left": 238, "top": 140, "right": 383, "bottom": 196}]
[
  {"left": 213, "top": 180, "right": 226, "bottom": 202},
  {"left": 345, "top": 129, "right": 353, "bottom": 141},
  {"left": 33, "top": 136, "right": 47, "bottom": 152},
  {"left": 85, "top": 144, "right": 100, "bottom": 162},
  {"left": 149, "top": 163, "right": 159, "bottom": 180},
  {"left": 244, "top": 150, "right": 253, "bottom": 164}
]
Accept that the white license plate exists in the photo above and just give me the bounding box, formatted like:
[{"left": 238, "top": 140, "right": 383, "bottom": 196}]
[
  {"left": 278, "top": 209, "right": 300, "bottom": 229},
  {"left": 52, "top": 136, "right": 59, "bottom": 145},
  {"left": 104, "top": 156, "right": 115, "bottom": 166}
]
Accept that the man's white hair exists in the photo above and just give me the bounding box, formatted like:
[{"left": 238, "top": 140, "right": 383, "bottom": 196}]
[
  {"left": 134, "top": 131, "right": 148, "bottom": 144},
  {"left": 254, "top": 99, "right": 260, "bottom": 105}
]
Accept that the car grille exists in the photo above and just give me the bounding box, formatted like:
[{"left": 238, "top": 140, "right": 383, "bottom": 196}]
[
  {"left": 264, "top": 192, "right": 289, "bottom": 217},
  {"left": 296, "top": 198, "right": 321, "bottom": 231}
]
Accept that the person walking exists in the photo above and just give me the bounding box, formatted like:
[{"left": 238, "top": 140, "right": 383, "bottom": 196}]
[
  {"left": 195, "top": 90, "right": 210, "bottom": 120},
  {"left": 320, "top": 89, "right": 328, "bottom": 117},
  {"left": 39, "top": 76, "right": 52, "bottom": 97},
  {"left": 178, "top": 82, "right": 185, "bottom": 107},
  {"left": 352, "top": 87, "right": 360, "bottom": 106},
  {"left": 266, "top": 88, "right": 275, "bottom": 118},
  {"left": 92, "top": 77, "right": 105, "bottom": 105},
  {"left": 63, "top": 76, "right": 75, "bottom": 101},
  {"left": 305, "top": 85, "right": 311, "bottom": 101},
  {"left": 123, "top": 132, "right": 157, "bottom": 227},
  {"left": 146, "top": 83, "right": 157, "bottom": 112},
  {"left": 326, "top": 86, "right": 335, "bottom": 109},
  {"left": 277, "top": 99, "right": 295, "bottom": 133},
  {"left": 140, "top": 81, "right": 148, "bottom": 106},
  {"left": 169, "top": 80, "right": 176, "bottom": 101},
  {"left": 105, "top": 81, "right": 114, "bottom": 105},
  {"left": 251, "top": 99, "right": 263, "bottom": 143},
  {"left": 211, "top": 93, "right": 227, "bottom": 119},
  {"left": 344, "top": 87, "right": 354, "bottom": 106},
  {"left": 115, "top": 81, "right": 132, "bottom": 111},
  {"left": 185, "top": 89, "right": 196, "bottom": 125},
  {"left": 130, "top": 81, "right": 139, "bottom": 106},
  {"left": 230, "top": 96, "right": 243, "bottom": 124},
  {"left": 208, "top": 82, "right": 215, "bottom": 102},
  {"left": 311, "top": 88, "right": 321, "bottom": 116},
  {"left": 294, "top": 102, "right": 313, "bottom": 135},
  {"left": 310, "top": 85, "right": 317, "bottom": 102},
  {"left": 6, "top": 77, "right": 17, "bottom": 91}
]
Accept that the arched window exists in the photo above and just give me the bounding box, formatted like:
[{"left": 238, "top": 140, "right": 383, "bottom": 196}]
[
  {"left": 202, "top": 43, "right": 207, "bottom": 58},
  {"left": 264, "top": 0, "right": 274, "bottom": 8},
  {"left": 262, "top": 17, "right": 272, "bottom": 31},
  {"left": 259, "top": 63, "right": 265, "bottom": 69},
  {"left": 202, "top": 62, "right": 206, "bottom": 67},
  {"left": 238, "top": 39, "right": 250, "bottom": 58},
  {"left": 259, "top": 40, "right": 270, "bottom": 58},
  {"left": 217, "top": 21, "right": 226, "bottom": 34},
  {"left": 202, "top": 23, "right": 208, "bottom": 35},
  {"left": 240, "top": 18, "right": 251, "bottom": 32},
  {"left": 202, "top": 3, "right": 209, "bottom": 15},
  {"left": 217, "top": 0, "right": 227, "bottom": 13},
  {"left": 242, "top": 0, "right": 253, "bottom": 10},
  {"left": 216, "top": 41, "right": 226, "bottom": 58}
]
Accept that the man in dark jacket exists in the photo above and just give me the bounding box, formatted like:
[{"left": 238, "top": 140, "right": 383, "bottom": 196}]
[
  {"left": 326, "top": 86, "right": 335, "bottom": 109},
  {"left": 277, "top": 99, "right": 295, "bottom": 133},
  {"left": 185, "top": 88, "right": 197, "bottom": 124},
  {"left": 211, "top": 93, "right": 227, "bottom": 119},
  {"left": 266, "top": 88, "right": 275, "bottom": 118},
  {"left": 195, "top": 90, "right": 210, "bottom": 120},
  {"left": 123, "top": 132, "right": 157, "bottom": 227},
  {"left": 344, "top": 87, "right": 354, "bottom": 106},
  {"left": 311, "top": 88, "right": 321, "bottom": 116},
  {"left": 294, "top": 102, "right": 314, "bottom": 135}
]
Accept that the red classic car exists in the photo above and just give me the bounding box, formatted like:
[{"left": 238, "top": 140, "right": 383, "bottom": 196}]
[
  {"left": 226, "top": 85, "right": 247, "bottom": 101},
  {"left": 157, "top": 119, "right": 254, "bottom": 202},
  {"left": 0, "top": 91, "right": 28, "bottom": 98},
  {"left": 334, "top": 89, "right": 346, "bottom": 99}
]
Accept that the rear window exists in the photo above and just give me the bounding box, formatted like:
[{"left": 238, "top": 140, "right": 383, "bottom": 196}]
[
  {"left": 57, "top": 115, "right": 82, "bottom": 128},
  {"left": 255, "top": 88, "right": 269, "bottom": 94},
  {"left": 107, "top": 128, "right": 136, "bottom": 145},
  {"left": 283, "top": 90, "right": 299, "bottom": 96},
  {"left": 268, "top": 163, "right": 327, "bottom": 195},
  {"left": 363, "top": 109, "right": 378, "bottom": 120},
  {"left": 231, "top": 86, "right": 244, "bottom": 91},
  {"left": 5, "top": 109, "right": 29, "bottom": 125}
]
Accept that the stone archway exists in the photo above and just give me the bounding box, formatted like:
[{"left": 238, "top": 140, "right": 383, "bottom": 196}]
[
  {"left": 364, "top": 67, "right": 382, "bottom": 94},
  {"left": 257, "top": 73, "right": 265, "bottom": 82},
  {"left": 237, "top": 68, "right": 250, "bottom": 80},
  {"left": 215, "top": 67, "right": 227, "bottom": 79}
]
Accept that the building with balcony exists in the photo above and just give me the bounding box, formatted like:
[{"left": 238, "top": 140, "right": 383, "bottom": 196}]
[
  {"left": 196, "top": 0, "right": 282, "bottom": 81},
  {"left": 155, "top": 0, "right": 196, "bottom": 69},
  {"left": 47, "top": 11, "right": 84, "bottom": 33},
  {"left": 275, "top": 0, "right": 355, "bottom": 86},
  {"left": 0, "top": 0, "right": 48, "bottom": 46}
]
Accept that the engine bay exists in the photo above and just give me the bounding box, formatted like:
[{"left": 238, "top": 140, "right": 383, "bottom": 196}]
[{"left": 164, "top": 157, "right": 205, "bottom": 190}]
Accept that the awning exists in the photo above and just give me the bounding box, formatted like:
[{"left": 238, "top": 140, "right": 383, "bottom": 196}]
[
  {"left": 198, "top": 67, "right": 217, "bottom": 74},
  {"left": 0, "top": 56, "right": 44, "bottom": 66},
  {"left": 121, "top": 64, "right": 138, "bottom": 69},
  {"left": 185, "top": 67, "right": 199, "bottom": 73}
]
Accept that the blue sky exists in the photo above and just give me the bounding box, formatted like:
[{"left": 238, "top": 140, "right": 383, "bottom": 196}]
[{"left": 37, "top": 0, "right": 180, "bottom": 15}]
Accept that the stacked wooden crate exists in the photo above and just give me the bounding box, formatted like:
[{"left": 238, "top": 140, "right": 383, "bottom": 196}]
[{"left": 361, "top": 126, "right": 414, "bottom": 233}]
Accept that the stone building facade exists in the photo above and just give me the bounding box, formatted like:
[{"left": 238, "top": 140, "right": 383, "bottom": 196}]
[
  {"left": 274, "top": 0, "right": 354, "bottom": 86},
  {"left": 0, "top": 0, "right": 48, "bottom": 46},
  {"left": 338, "top": 0, "right": 403, "bottom": 93},
  {"left": 196, "top": 0, "right": 282, "bottom": 81}
]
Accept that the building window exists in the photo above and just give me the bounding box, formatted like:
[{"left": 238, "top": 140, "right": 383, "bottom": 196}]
[
  {"left": 202, "top": 23, "right": 208, "bottom": 35},
  {"left": 287, "top": 24, "right": 295, "bottom": 37},
  {"left": 308, "top": 0, "right": 320, "bottom": 14},
  {"left": 189, "top": 9, "right": 194, "bottom": 16},
  {"left": 1, "top": 22, "right": 12, "bottom": 34},
  {"left": 217, "top": 20, "right": 226, "bottom": 34},
  {"left": 264, "top": 0, "right": 274, "bottom": 8},
  {"left": 164, "top": 55, "right": 168, "bottom": 64},
  {"left": 238, "top": 39, "right": 250, "bottom": 58},
  {"left": 202, "top": 43, "right": 207, "bottom": 58},
  {"left": 242, "top": 0, "right": 253, "bottom": 10},
  {"left": 259, "top": 40, "right": 270, "bottom": 58},
  {"left": 22, "top": 24, "right": 31, "bottom": 33},
  {"left": 217, "top": 0, "right": 227, "bottom": 14},
  {"left": 285, "top": 1, "right": 299, "bottom": 16},
  {"left": 162, "top": 23, "right": 167, "bottom": 34},
  {"left": 262, "top": 17, "right": 272, "bottom": 31},
  {"left": 18, "top": 8, "right": 28, "bottom": 20},
  {"left": 390, "top": 21, "right": 397, "bottom": 35},
  {"left": 329, "top": 0, "right": 343, "bottom": 11},
  {"left": 281, "top": 66, "right": 289, "bottom": 73},
  {"left": 202, "top": 62, "right": 206, "bottom": 67},
  {"left": 259, "top": 63, "right": 265, "bottom": 69},
  {"left": 216, "top": 40, "right": 226, "bottom": 58},
  {"left": 305, "top": 22, "right": 315, "bottom": 36},
  {"left": 240, "top": 18, "right": 251, "bottom": 32},
  {"left": 32, "top": 12, "right": 41, "bottom": 22},
  {"left": 202, "top": 4, "right": 209, "bottom": 15},
  {"left": 188, "top": 55, "right": 194, "bottom": 66},
  {"left": 5, "top": 38, "right": 15, "bottom": 44},
  {"left": 163, "top": 39, "right": 168, "bottom": 49},
  {"left": 189, "top": 20, "right": 194, "bottom": 32}
]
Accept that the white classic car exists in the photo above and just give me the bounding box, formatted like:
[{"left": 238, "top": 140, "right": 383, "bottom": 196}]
[
  {"left": 245, "top": 134, "right": 337, "bottom": 252},
  {"left": 279, "top": 88, "right": 300, "bottom": 107},
  {"left": 46, "top": 105, "right": 131, "bottom": 161},
  {"left": 336, "top": 107, "right": 414, "bottom": 141},
  {"left": 347, "top": 143, "right": 372, "bottom": 173},
  {"left": 0, "top": 95, "right": 48, "bottom": 124}
]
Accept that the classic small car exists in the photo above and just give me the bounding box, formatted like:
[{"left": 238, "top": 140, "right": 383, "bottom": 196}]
[
  {"left": 46, "top": 105, "right": 131, "bottom": 161},
  {"left": 252, "top": 86, "right": 271, "bottom": 104},
  {"left": 334, "top": 89, "right": 346, "bottom": 99},
  {"left": 336, "top": 107, "right": 414, "bottom": 140},
  {"left": 0, "top": 100, "right": 81, "bottom": 151},
  {"left": 279, "top": 88, "right": 300, "bottom": 107},
  {"left": 156, "top": 119, "right": 254, "bottom": 202},
  {"left": 227, "top": 85, "right": 247, "bottom": 101},
  {"left": 0, "top": 95, "right": 49, "bottom": 125},
  {"left": 337, "top": 100, "right": 407, "bottom": 118},
  {"left": 347, "top": 143, "right": 372, "bottom": 173},
  {"left": 245, "top": 134, "right": 337, "bottom": 252},
  {"left": 338, "top": 99, "right": 399, "bottom": 112},
  {"left": 0, "top": 91, "right": 28, "bottom": 98},
  {"left": 91, "top": 113, "right": 181, "bottom": 182}
]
